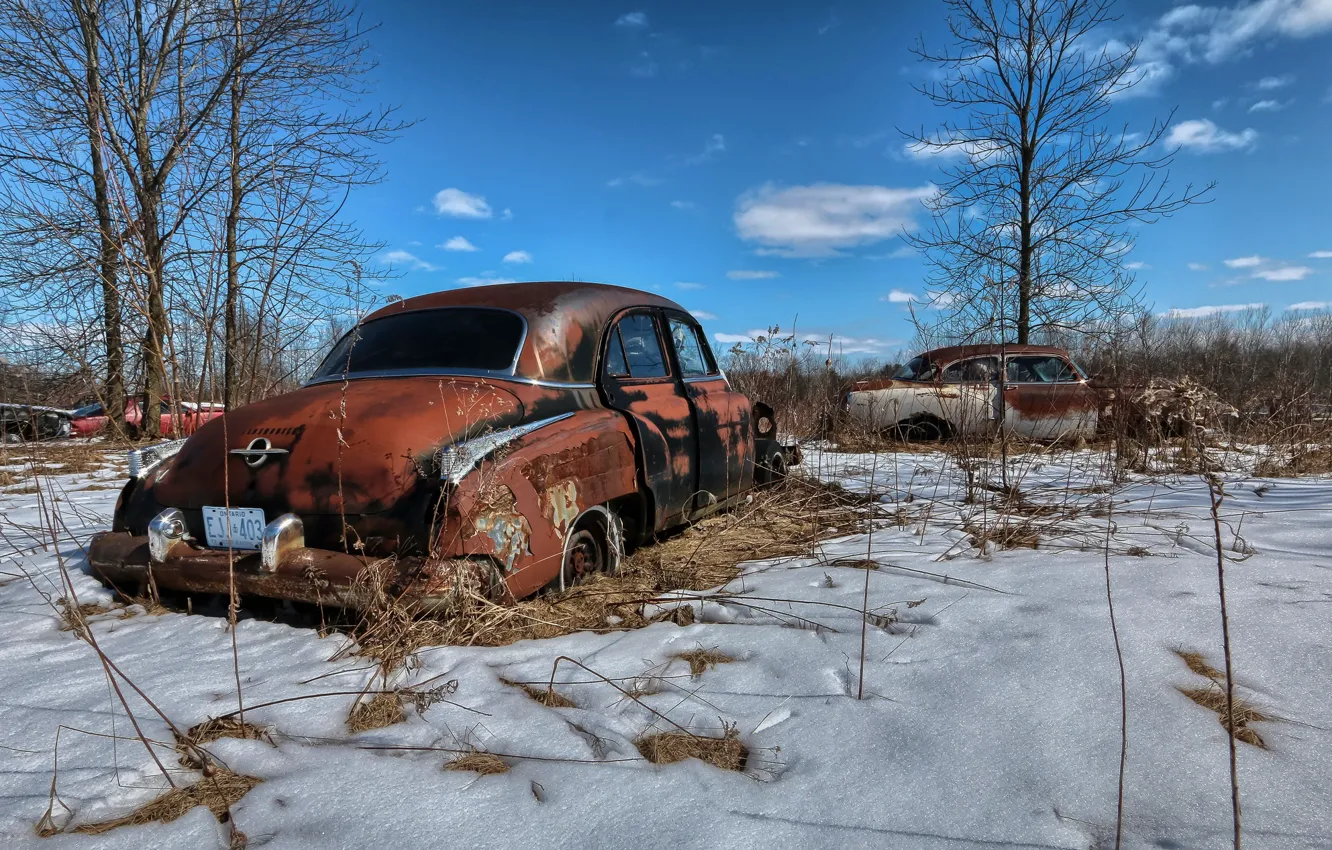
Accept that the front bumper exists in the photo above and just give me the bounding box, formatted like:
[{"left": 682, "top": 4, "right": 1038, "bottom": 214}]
[{"left": 85, "top": 531, "right": 487, "bottom": 612}]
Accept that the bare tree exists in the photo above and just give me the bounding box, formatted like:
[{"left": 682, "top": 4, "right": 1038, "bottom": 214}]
[{"left": 905, "top": 0, "right": 1211, "bottom": 344}]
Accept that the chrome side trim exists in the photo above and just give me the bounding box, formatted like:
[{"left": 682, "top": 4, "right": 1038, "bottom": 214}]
[
  {"left": 438, "top": 412, "right": 577, "bottom": 486},
  {"left": 147, "top": 508, "right": 188, "bottom": 563},
  {"left": 261, "top": 513, "right": 304, "bottom": 573},
  {"left": 128, "top": 439, "right": 188, "bottom": 479},
  {"left": 303, "top": 369, "right": 596, "bottom": 390}
]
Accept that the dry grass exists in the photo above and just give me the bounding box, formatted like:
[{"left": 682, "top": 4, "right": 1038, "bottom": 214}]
[
  {"left": 963, "top": 519, "right": 1042, "bottom": 550},
  {"left": 1178, "top": 686, "right": 1270, "bottom": 748},
  {"left": 55, "top": 597, "right": 119, "bottom": 638},
  {"left": 353, "top": 477, "right": 869, "bottom": 651},
  {"left": 346, "top": 691, "right": 405, "bottom": 733},
  {"left": 502, "top": 678, "right": 576, "bottom": 708},
  {"left": 444, "top": 750, "right": 510, "bottom": 775},
  {"left": 4, "top": 484, "right": 38, "bottom": 495},
  {"left": 180, "top": 717, "right": 272, "bottom": 748},
  {"left": 22, "top": 442, "right": 119, "bottom": 475},
  {"left": 0, "top": 469, "right": 22, "bottom": 486},
  {"left": 634, "top": 729, "right": 748, "bottom": 772},
  {"left": 673, "top": 648, "right": 735, "bottom": 678},
  {"left": 1174, "top": 648, "right": 1224, "bottom": 680},
  {"left": 72, "top": 769, "right": 261, "bottom": 835},
  {"left": 1255, "top": 444, "right": 1332, "bottom": 477}
]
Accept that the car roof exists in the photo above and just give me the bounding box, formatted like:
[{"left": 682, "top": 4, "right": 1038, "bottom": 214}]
[
  {"left": 362, "top": 281, "right": 687, "bottom": 384},
  {"left": 921, "top": 344, "right": 1070, "bottom": 365}
]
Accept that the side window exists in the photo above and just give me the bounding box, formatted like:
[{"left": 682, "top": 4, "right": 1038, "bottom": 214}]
[
  {"left": 1006, "top": 355, "right": 1078, "bottom": 383},
  {"left": 668, "top": 317, "right": 714, "bottom": 377},
  {"left": 604, "top": 327, "right": 629, "bottom": 376},
  {"left": 611, "top": 313, "right": 669, "bottom": 379},
  {"left": 942, "top": 357, "right": 998, "bottom": 383}
]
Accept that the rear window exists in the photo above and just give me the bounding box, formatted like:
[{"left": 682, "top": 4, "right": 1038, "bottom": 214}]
[{"left": 312, "top": 308, "right": 524, "bottom": 379}]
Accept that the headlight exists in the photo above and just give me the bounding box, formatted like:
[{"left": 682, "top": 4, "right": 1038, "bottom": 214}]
[
  {"left": 128, "top": 439, "right": 188, "bottom": 479},
  {"left": 437, "top": 413, "right": 573, "bottom": 486}
]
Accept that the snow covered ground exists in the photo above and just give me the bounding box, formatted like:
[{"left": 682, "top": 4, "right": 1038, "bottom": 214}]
[{"left": 2, "top": 445, "right": 1330, "bottom": 849}]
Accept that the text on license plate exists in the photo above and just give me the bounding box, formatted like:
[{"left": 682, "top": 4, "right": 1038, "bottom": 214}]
[{"left": 201, "top": 506, "right": 266, "bottom": 550}]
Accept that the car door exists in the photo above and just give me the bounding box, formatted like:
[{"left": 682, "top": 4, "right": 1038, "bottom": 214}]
[
  {"left": 599, "top": 309, "right": 699, "bottom": 530},
  {"left": 663, "top": 311, "right": 752, "bottom": 509},
  {"left": 1002, "top": 354, "right": 1098, "bottom": 439},
  {"left": 939, "top": 356, "right": 1000, "bottom": 436}
]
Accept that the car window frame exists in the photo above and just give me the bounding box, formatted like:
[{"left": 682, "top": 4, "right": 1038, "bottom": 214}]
[
  {"left": 1003, "top": 354, "right": 1081, "bottom": 385},
  {"left": 941, "top": 356, "right": 1000, "bottom": 384},
  {"left": 602, "top": 309, "right": 673, "bottom": 382},
  {"left": 664, "top": 312, "right": 719, "bottom": 380}
]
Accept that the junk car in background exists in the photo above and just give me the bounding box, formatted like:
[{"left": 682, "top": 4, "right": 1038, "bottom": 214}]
[
  {"left": 88, "top": 282, "right": 794, "bottom": 610},
  {"left": 842, "top": 344, "right": 1100, "bottom": 441},
  {"left": 0, "top": 403, "right": 72, "bottom": 442},
  {"left": 70, "top": 397, "right": 225, "bottom": 438}
]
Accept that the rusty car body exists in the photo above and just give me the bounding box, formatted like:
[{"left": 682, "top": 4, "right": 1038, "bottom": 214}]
[
  {"left": 843, "top": 344, "right": 1099, "bottom": 441},
  {"left": 87, "top": 282, "right": 790, "bottom": 611}
]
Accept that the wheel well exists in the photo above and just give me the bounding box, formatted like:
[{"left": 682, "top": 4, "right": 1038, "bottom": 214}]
[
  {"left": 558, "top": 504, "right": 626, "bottom": 591},
  {"left": 892, "top": 413, "right": 953, "bottom": 441}
]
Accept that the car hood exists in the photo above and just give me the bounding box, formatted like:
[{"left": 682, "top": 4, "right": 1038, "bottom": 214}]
[{"left": 150, "top": 376, "right": 524, "bottom": 515}]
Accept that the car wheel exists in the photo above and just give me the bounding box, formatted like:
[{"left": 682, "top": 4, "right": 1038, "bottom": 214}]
[
  {"left": 756, "top": 448, "right": 788, "bottom": 485},
  {"left": 893, "top": 416, "right": 948, "bottom": 443},
  {"left": 559, "top": 510, "right": 623, "bottom": 590}
]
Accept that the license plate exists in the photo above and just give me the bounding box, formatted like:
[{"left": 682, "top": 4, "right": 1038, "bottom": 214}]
[{"left": 201, "top": 506, "right": 266, "bottom": 550}]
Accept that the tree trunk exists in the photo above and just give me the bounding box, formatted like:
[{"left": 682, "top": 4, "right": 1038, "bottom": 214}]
[
  {"left": 223, "top": 2, "right": 243, "bottom": 409},
  {"left": 140, "top": 212, "right": 168, "bottom": 440},
  {"left": 74, "top": 0, "right": 126, "bottom": 431}
]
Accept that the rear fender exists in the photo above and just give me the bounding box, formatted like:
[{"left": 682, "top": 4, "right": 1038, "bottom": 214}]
[{"left": 440, "top": 408, "right": 640, "bottom": 600}]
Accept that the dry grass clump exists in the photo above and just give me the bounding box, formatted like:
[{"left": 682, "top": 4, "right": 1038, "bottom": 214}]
[
  {"left": 346, "top": 691, "right": 405, "bottom": 733},
  {"left": 445, "top": 750, "right": 510, "bottom": 775},
  {"left": 0, "top": 469, "right": 22, "bottom": 486},
  {"left": 634, "top": 729, "right": 748, "bottom": 772},
  {"left": 72, "top": 769, "right": 261, "bottom": 835},
  {"left": 501, "top": 678, "right": 576, "bottom": 708},
  {"left": 1178, "top": 686, "right": 1269, "bottom": 748},
  {"left": 24, "top": 442, "right": 118, "bottom": 475},
  {"left": 673, "top": 648, "right": 735, "bottom": 678},
  {"left": 1255, "top": 443, "right": 1332, "bottom": 477},
  {"left": 1174, "top": 648, "right": 1224, "bottom": 680},
  {"left": 181, "top": 717, "right": 272, "bottom": 748},
  {"left": 394, "top": 476, "right": 869, "bottom": 649},
  {"left": 56, "top": 597, "right": 119, "bottom": 637},
  {"left": 964, "top": 519, "right": 1042, "bottom": 550}
]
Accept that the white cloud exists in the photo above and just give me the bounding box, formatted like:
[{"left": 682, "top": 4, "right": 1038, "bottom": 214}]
[
  {"left": 380, "top": 250, "right": 439, "bottom": 272},
  {"left": 440, "top": 236, "right": 479, "bottom": 252},
  {"left": 1253, "top": 265, "right": 1313, "bottom": 280},
  {"left": 1256, "top": 74, "right": 1296, "bottom": 89},
  {"left": 1224, "top": 255, "right": 1264, "bottom": 268},
  {"left": 882, "top": 289, "right": 917, "bottom": 303},
  {"left": 456, "top": 271, "right": 517, "bottom": 288},
  {"left": 1124, "top": 261, "right": 1150, "bottom": 270},
  {"left": 1248, "top": 98, "right": 1287, "bottom": 111},
  {"left": 1161, "top": 303, "right": 1265, "bottom": 319},
  {"left": 1133, "top": 1, "right": 1332, "bottom": 90},
  {"left": 1166, "top": 119, "right": 1258, "bottom": 153},
  {"left": 689, "top": 309, "right": 718, "bottom": 321},
  {"left": 607, "top": 172, "right": 662, "bottom": 188},
  {"left": 1188, "top": 262, "right": 1209, "bottom": 271},
  {"left": 734, "top": 183, "right": 935, "bottom": 257},
  {"left": 902, "top": 135, "right": 1001, "bottom": 162},
  {"left": 433, "top": 188, "right": 492, "bottom": 219},
  {"left": 615, "top": 11, "right": 648, "bottom": 28},
  {"left": 670, "top": 200, "right": 696, "bottom": 210},
  {"left": 684, "top": 134, "right": 726, "bottom": 165},
  {"left": 726, "top": 270, "right": 779, "bottom": 280},
  {"left": 674, "top": 282, "right": 705, "bottom": 290},
  {"left": 1309, "top": 250, "right": 1332, "bottom": 258},
  {"left": 502, "top": 250, "right": 533, "bottom": 264},
  {"left": 1287, "top": 300, "right": 1331, "bottom": 310}
]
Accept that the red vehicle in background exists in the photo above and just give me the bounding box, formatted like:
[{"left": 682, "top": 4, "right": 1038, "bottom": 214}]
[{"left": 70, "top": 398, "right": 225, "bottom": 438}]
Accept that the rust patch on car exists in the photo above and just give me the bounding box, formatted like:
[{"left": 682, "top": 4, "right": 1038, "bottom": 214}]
[
  {"left": 544, "top": 480, "right": 580, "bottom": 538},
  {"left": 472, "top": 483, "right": 531, "bottom": 573}
]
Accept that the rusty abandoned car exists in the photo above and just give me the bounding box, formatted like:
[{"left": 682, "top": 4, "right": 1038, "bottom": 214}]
[
  {"left": 88, "top": 282, "right": 791, "bottom": 611},
  {"left": 842, "top": 344, "right": 1100, "bottom": 441}
]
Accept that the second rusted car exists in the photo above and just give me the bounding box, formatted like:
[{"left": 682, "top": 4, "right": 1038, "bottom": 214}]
[
  {"left": 843, "top": 344, "right": 1100, "bottom": 441},
  {"left": 88, "top": 282, "right": 790, "bottom": 610}
]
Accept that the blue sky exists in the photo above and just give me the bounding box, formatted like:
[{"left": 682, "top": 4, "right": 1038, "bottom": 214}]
[{"left": 348, "top": 0, "right": 1332, "bottom": 359}]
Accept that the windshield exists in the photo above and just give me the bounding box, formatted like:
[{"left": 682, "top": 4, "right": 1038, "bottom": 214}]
[
  {"left": 72, "top": 403, "right": 105, "bottom": 417},
  {"left": 311, "top": 308, "right": 525, "bottom": 380},
  {"left": 893, "top": 355, "right": 937, "bottom": 382}
]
